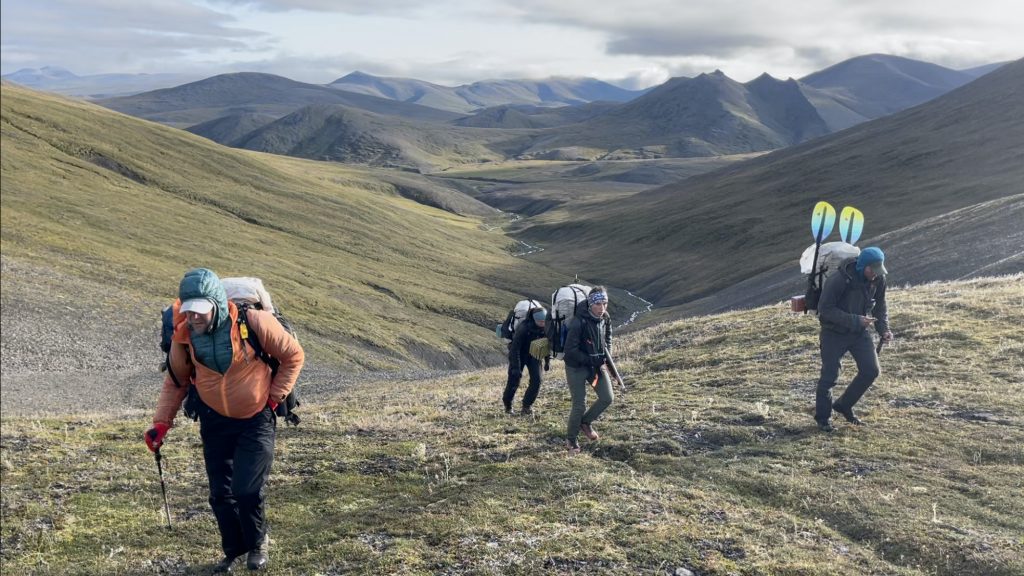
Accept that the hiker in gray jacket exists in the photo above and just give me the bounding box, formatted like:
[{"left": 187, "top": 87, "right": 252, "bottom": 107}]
[
  {"left": 563, "top": 287, "right": 614, "bottom": 455},
  {"left": 815, "top": 247, "right": 893, "bottom": 431}
]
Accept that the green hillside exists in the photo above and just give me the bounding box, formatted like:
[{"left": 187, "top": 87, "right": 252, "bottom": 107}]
[
  {"left": 0, "top": 83, "right": 562, "bottom": 370},
  {"left": 2, "top": 276, "right": 1021, "bottom": 574}
]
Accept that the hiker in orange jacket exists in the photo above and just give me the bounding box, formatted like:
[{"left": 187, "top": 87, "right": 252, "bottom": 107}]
[{"left": 145, "top": 268, "right": 303, "bottom": 572}]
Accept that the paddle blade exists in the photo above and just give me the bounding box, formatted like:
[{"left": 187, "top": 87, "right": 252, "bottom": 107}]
[
  {"left": 839, "top": 206, "right": 864, "bottom": 245},
  {"left": 811, "top": 201, "right": 836, "bottom": 242}
]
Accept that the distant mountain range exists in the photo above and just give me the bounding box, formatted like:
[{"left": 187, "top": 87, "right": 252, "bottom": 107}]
[
  {"left": 0, "top": 66, "right": 202, "bottom": 98},
  {"left": 327, "top": 72, "right": 645, "bottom": 113},
  {"left": 96, "top": 72, "right": 459, "bottom": 128},
  {"left": 17, "top": 55, "right": 1007, "bottom": 170}
]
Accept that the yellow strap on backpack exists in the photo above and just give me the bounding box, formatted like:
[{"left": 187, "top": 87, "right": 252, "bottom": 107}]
[{"left": 529, "top": 337, "right": 550, "bottom": 361}]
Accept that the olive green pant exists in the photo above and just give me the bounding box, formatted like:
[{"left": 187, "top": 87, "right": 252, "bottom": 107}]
[{"left": 566, "top": 363, "right": 614, "bottom": 441}]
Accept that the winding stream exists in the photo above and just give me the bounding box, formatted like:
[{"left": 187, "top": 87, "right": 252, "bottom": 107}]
[{"left": 493, "top": 215, "right": 655, "bottom": 327}]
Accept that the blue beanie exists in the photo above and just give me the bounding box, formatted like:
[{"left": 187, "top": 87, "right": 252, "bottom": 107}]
[
  {"left": 532, "top": 308, "right": 547, "bottom": 322},
  {"left": 856, "top": 246, "right": 887, "bottom": 274}
]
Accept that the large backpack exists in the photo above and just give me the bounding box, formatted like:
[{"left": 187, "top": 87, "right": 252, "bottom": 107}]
[
  {"left": 496, "top": 299, "right": 545, "bottom": 343},
  {"left": 799, "top": 242, "right": 860, "bottom": 313},
  {"left": 159, "top": 277, "right": 301, "bottom": 425},
  {"left": 547, "top": 283, "right": 591, "bottom": 360}
]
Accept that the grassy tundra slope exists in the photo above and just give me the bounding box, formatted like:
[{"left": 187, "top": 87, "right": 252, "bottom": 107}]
[
  {"left": 0, "top": 82, "right": 562, "bottom": 373},
  {"left": 1, "top": 276, "right": 1021, "bottom": 575}
]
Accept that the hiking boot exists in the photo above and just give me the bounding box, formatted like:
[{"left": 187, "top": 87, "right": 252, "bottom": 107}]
[
  {"left": 566, "top": 438, "right": 581, "bottom": 456},
  {"left": 520, "top": 405, "right": 533, "bottom": 416},
  {"left": 246, "top": 541, "right": 269, "bottom": 571},
  {"left": 503, "top": 402, "right": 512, "bottom": 415},
  {"left": 816, "top": 420, "right": 835, "bottom": 433},
  {"left": 212, "top": 553, "right": 242, "bottom": 573},
  {"left": 833, "top": 404, "right": 863, "bottom": 425},
  {"left": 580, "top": 422, "right": 599, "bottom": 441}
]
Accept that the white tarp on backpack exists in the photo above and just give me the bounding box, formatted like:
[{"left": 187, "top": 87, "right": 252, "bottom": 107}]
[
  {"left": 510, "top": 299, "right": 544, "bottom": 332},
  {"left": 551, "top": 284, "right": 591, "bottom": 322},
  {"left": 800, "top": 242, "right": 861, "bottom": 276},
  {"left": 222, "top": 277, "right": 276, "bottom": 313},
  {"left": 549, "top": 284, "right": 591, "bottom": 360},
  {"left": 497, "top": 299, "right": 545, "bottom": 342}
]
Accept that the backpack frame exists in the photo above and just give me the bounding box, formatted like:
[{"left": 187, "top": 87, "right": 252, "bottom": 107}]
[
  {"left": 548, "top": 284, "right": 591, "bottom": 360},
  {"left": 498, "top": 299, "right": 544, "bottom": 342}
]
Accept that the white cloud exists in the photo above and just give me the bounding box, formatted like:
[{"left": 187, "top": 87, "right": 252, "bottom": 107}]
[
  {"left": 208, "top": 0, "right": 423, "bottom": 15},
  {"left": 1, "top": 0, "right": 1021, "bottom": 84},
  {"left": 1, "top": 0, "right": 268, "bottom": 74}
]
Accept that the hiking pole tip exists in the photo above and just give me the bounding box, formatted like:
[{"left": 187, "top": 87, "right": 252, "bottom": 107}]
[{"left": 154, "top": 448, "right": 173, "bottom": 530}]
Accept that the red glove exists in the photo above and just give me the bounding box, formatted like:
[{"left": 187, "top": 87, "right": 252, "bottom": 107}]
[
  {"left": 145, "top": 423, "right": 170, "bottom": 453},
  {"left": 268, "top": 398, "right": 279, "bottom": 411}
]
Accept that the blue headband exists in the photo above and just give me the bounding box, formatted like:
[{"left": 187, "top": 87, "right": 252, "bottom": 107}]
[{"left": 588, "top": 291, "right": 608, "bottom": 305}]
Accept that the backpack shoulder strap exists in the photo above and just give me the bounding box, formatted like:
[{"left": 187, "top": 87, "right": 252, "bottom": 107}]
[
  {"left": 237, "top": 305, "right": 281, "bottom": 376},
  {"left": 237, "top": 305, "right": 301, "bottom": 426},
  {"left": 166, "top": 349, "right": 183, "bottom": 388},
  {"left": 164, "top": 322, "right": 193, "bottom": 388}
]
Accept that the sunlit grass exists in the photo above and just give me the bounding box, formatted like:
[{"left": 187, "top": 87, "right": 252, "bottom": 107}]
[{"left": 2, "top": 275, "right": 1021, "bottom": 575}]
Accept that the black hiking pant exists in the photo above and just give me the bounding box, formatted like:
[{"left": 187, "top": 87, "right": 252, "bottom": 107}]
[
  {"left": 200, "top": 405, "right": 276, "bottom": 557},
  {"left": 815, "top": 329, "right": 880, "bottom": 423},
  {"left": 503, "top": 351, "right": 542, "bottom": 410}
]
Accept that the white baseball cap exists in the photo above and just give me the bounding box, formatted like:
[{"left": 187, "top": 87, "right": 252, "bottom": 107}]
[{"left": 179, "top": 298, "right": 213, "bottom": 314}]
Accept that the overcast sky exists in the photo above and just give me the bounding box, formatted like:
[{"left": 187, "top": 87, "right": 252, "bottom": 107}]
[{"left": 2, "top": 0, "right": 1021, "bottom": 88}]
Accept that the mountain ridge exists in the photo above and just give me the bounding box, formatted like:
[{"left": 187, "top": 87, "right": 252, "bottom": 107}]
[
  {"left": 800, "top": 53, "right": 976, "bottom": 118},
  {"left": 515, "top": 69, "right": 831, "bottom": 159},
  {"left": 96, "top": 72, "right": 460, "bottom": 127},
  {"left": 515, "top": 58, "right": 1024, "bottom": 308},
  {"left": 75, "top": 54, "right": 1004, "bottom": 163},
  {"left": 329, "top": 71, "right": 645, "bottom": 113}
]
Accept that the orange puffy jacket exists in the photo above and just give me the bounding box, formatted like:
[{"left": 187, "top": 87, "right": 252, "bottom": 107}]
[{"left": 153, "top": 300, "right": 304, "bottom": 426}]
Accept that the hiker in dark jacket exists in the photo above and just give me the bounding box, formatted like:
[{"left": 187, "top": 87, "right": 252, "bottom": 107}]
[
  {"left": 563, "top": 287, "right": 614, "bottom": 455},
  {"left": 815, "top": 247, "right": 893, "bottom": 432},
  {"left": 145, "top": 268, "right": 304, "bottom": 572},
  {"left": 504, "top": 308, "right": 548, "bottom": 415}
]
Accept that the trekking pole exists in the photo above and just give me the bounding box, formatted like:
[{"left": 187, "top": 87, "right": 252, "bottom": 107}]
[
  {"left": 605, "top": 354, "right": 626, "bottom": 393},
  {"left": 876, "top": 339, "right": 885, "bottom": 355},
  {"left": 154, "top": 448, "right": 173, "bottom": 529}
]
